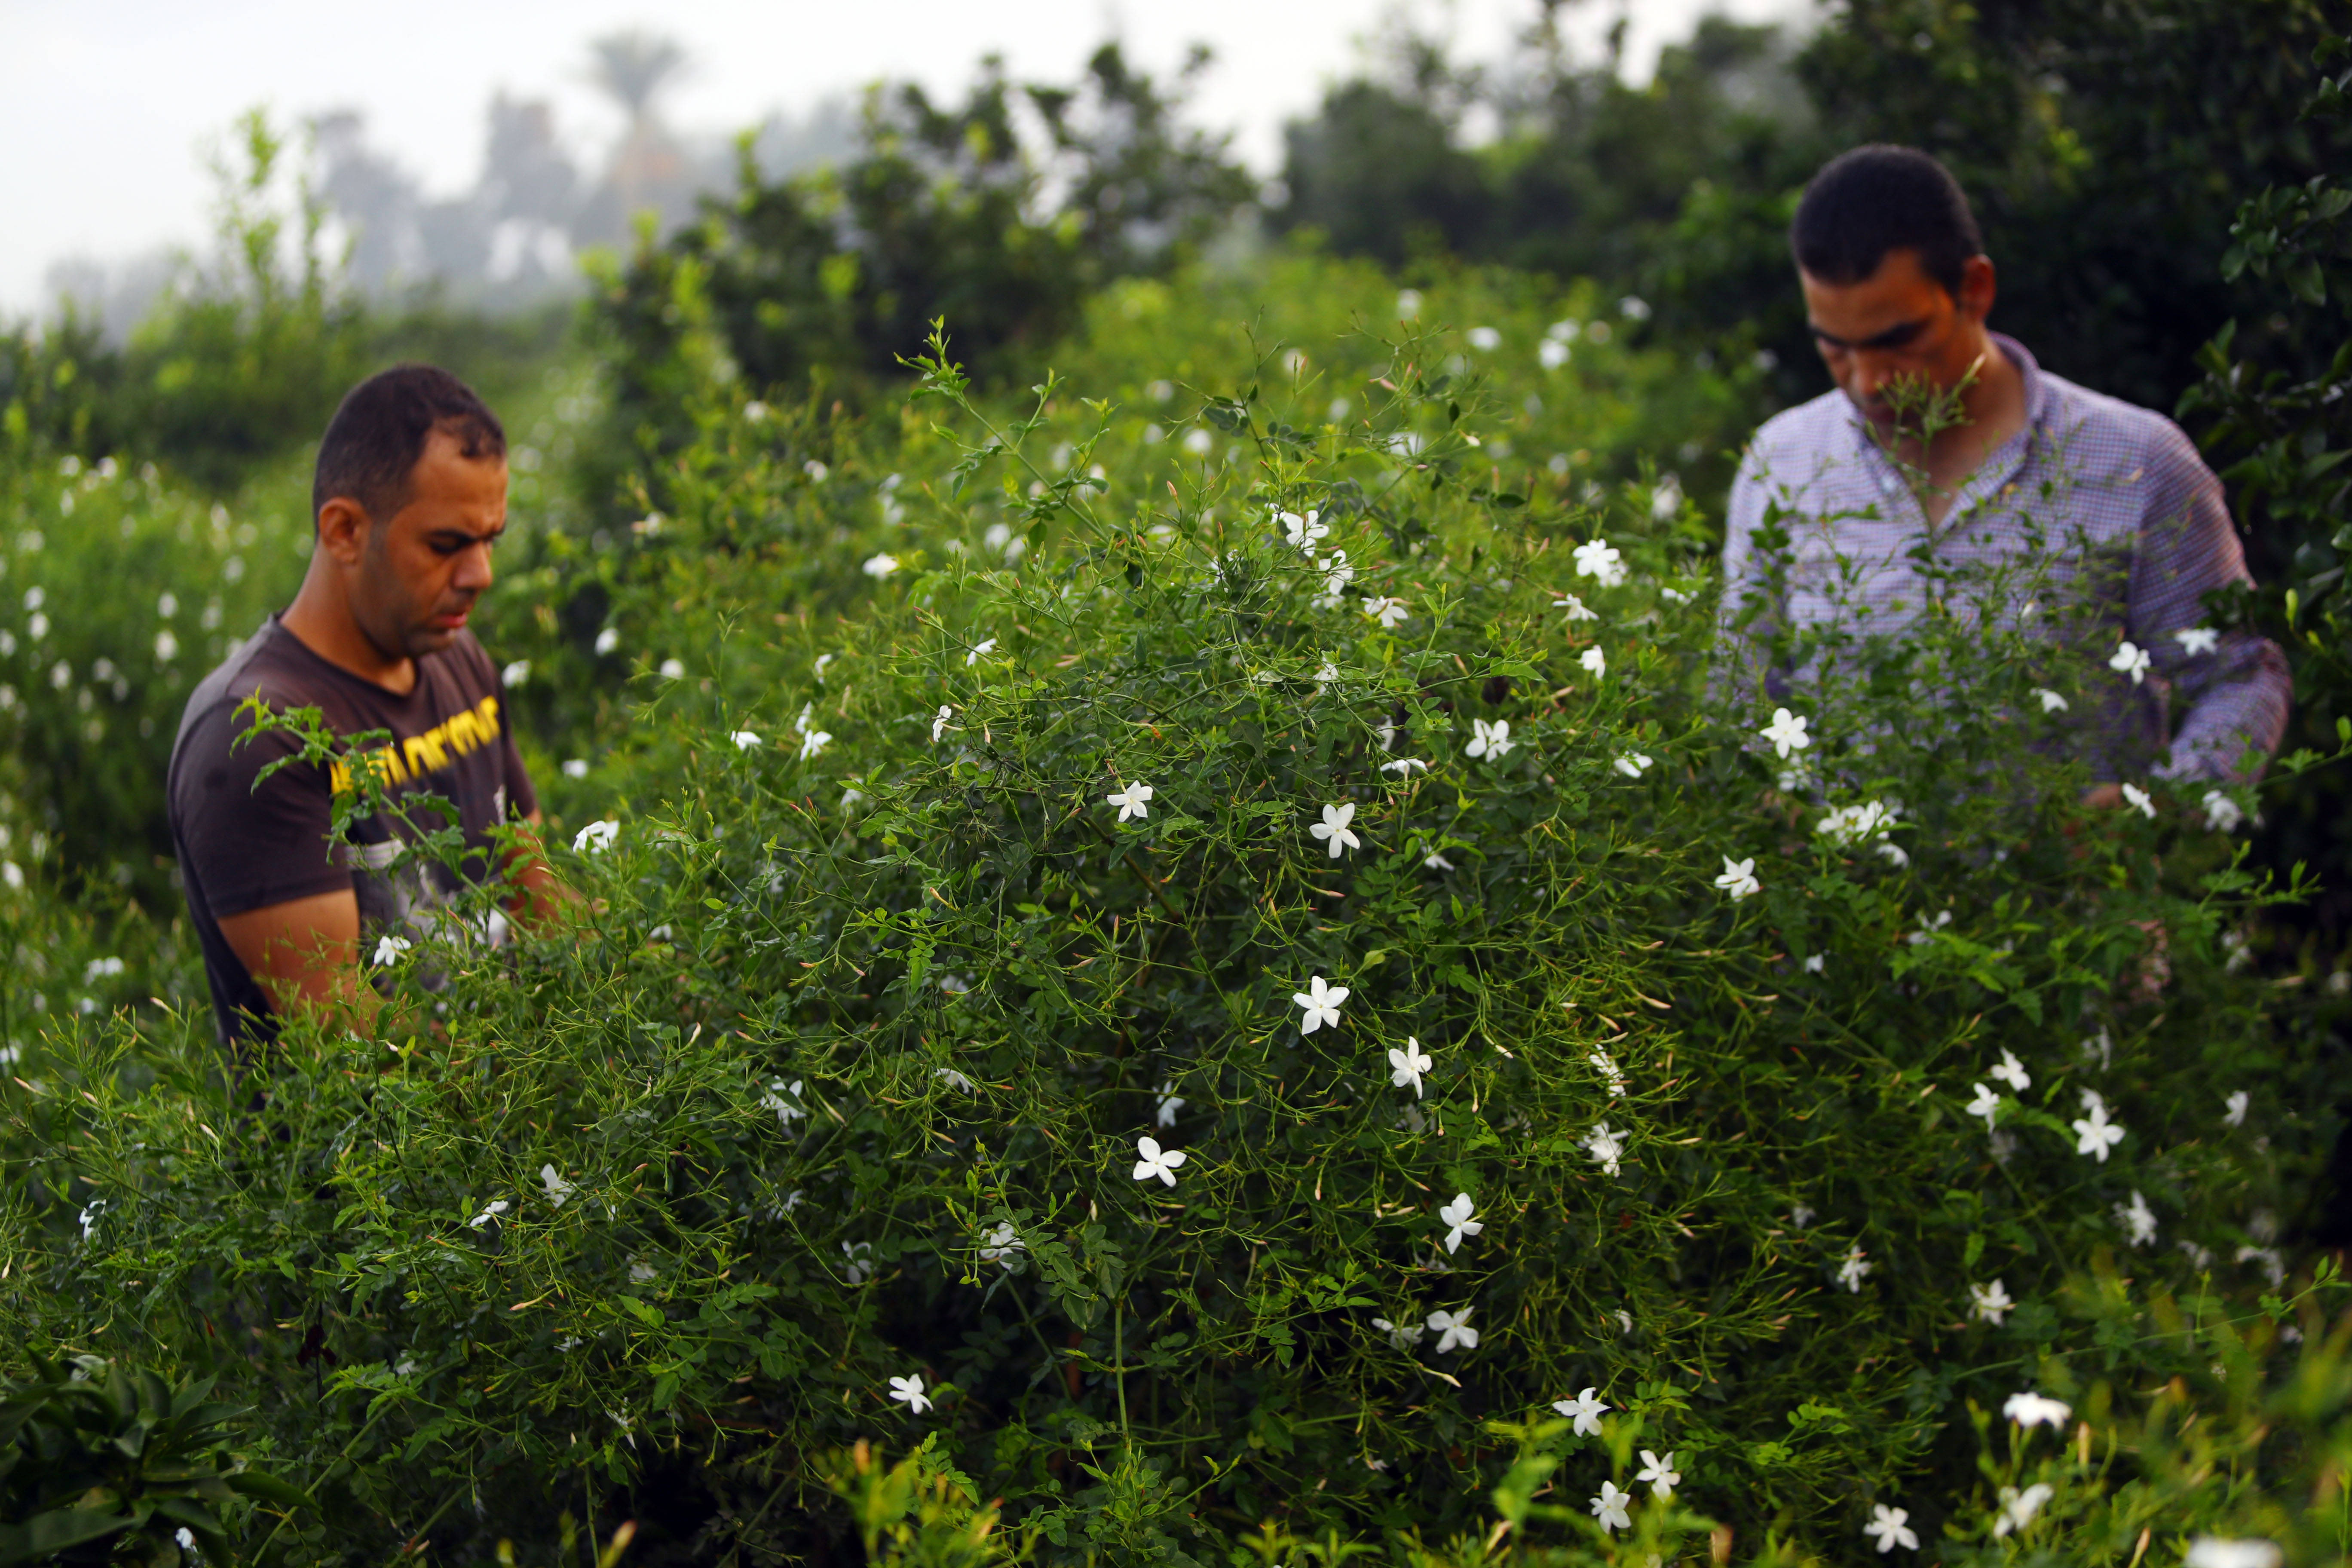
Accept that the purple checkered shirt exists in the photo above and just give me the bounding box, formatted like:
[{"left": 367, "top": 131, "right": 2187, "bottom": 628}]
[{"left": 1720, "top": 333, "right": 2290, "bottom": 784}]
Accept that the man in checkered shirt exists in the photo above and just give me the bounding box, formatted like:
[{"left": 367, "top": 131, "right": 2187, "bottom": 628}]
[{"left": 1720, "top": 145, "right": 2290, "bottom": 795}]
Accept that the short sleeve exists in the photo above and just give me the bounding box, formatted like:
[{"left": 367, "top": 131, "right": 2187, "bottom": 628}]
[{"left": 170, "top": 697, "right": 353, "bottom": 917}]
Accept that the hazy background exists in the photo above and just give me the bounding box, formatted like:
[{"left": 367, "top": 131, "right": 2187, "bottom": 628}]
[{"left": 0, "top": 0, "right": 1809, "bottom": 318}]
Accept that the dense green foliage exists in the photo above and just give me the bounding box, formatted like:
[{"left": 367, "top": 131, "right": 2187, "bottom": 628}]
[
  {"left": 3, "top": 304, "right": 2348, "bottom": 1565},
  {"left": 0, "top": 1358, "right": 305, "bottom": 1567}
]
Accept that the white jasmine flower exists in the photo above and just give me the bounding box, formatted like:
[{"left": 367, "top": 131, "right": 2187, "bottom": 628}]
[
  {"left": 574, "top": 819, "right": 621, "bottom": 854},
  {"left": 2202, "top": 789, "right": 2246, "bottom": 832},
  {"left": 1132, "top": 1135, "right": 1187, "bottom": 1187},
  {"left": 1362, "top": 595, "right": 1410, "bottom": 629},
  {"left": 1583, "top": 1122, "right": 1625, "bottom": 1176},
  {"left": 2072, "top": 1089, "right": 2125, "bottom": 1162},
  {"left": 1991, "top": 1049, "right": 2031, "bottom": 1091},
  {"left": 840, "top": 1241, "right": 874, "bottom": 1284},
  {"left": 932, "top": 1068, "right": 976, "bottom": 1094},
  {"left": 1183, "top": 427, "right": 1215, "bottom": 456},
  {"left": 979, "top": 1223, "right": 1026, "bottom": 1268},
  {"left": 1614, "top": 752, "right": 1653, "bottom": 778},
  {"left": 1378, "top": 756, "right": 1429, "bottom": 776},
  {"left": 2237, "top": 1244, "right": 2286, "bottom": 1286},
  {"left": 27, "top": 615, "right": 46, "bottom": 643},
  {"left": 1865, "top": 1503, "right": 1919, "bottom": 1553},
  {"left": 2121, "top": 781, "right": 2156, "bottom": 818},
  {"left": 1310, "top": 801, "right": 1362, "bottom": 858},
  {"left": 1759, "top": 707, "right": 1810, "bottom": 759},
  {"left": 932, "top": 705, "right": 954, "bottom": 742},
  {"left": 372, "top": 934, "right": 413, "bottom": 966},
  {"left": 730, "top": 730, "right": 761, "bottom": 750},
  {"left": 1553, "top": 593, "right": 1599, "bottom": 621},
  {"left": 1965, "top": 1082, "right": 2001, "bottom": 1132},
  {"left": 1466, "top": 718, "right": 1514, "bottom": 760},
  {"left": 1589, "top": 1050, "right": 1626, "bottom": 1097},
  {"left": 1539, "top": 339, "right": 1571, "bottom": 370},
  {"left": 2081, "top": 1026, "right": 2114, "bottom": 1069},
  {"left": 1371, "top": 1316, "right": 1423, "bottom": 1351},
  {"left": 2175, "top": 627, "right": 2221, "bottom": 655},
  {"left": 562, "top": 758, "right": 590, "bottom": 779},
  {"left": 540, "top": 1164, "right": 574, "bottom": 1207},
  {"left": 1388, "top": 1038, "right": 1433, "bottom": 1098},
  {"left": 1994, "top": 1482, "right": 2054, "bottom": 1538},
  {"left": 1817, "top": 799, "right": 1901, "bottom": 848},
  {"left": 1106, "top": 780, "right": 1154, "bottom": 821},
  {"left": 1587, "top": 1480, "right": 1632, "bottom": 1534},
  {"left": 2002, "top": 1391, "right": 2072, "bottom": 1430},
  {"left": 1790, "top": 1205, "right": 1815, "bottom": 1228},
  {"left": 502, "top": 659, "right": 531, "bottom": 687},
  {"left": 468, "top": 1198, "right": 511, "bottom": 1230},
  {"left": 2183, "top": 1540, "right": 2283, "bottom": 1568},
  {"left": 1572, "top": 538, "right": 1627, "bottom": 587},
  {"left": 1422, "top": 849, "right": 1456, "bottom": 871},
  {"left": 1466, "top": 325, "right": 1501, "bottom": 351},
  {"left": 888, "top": 1373, "right": 932, "bottom": 1414},
  {"left": 2224, "top": 1089, "right": 2249, "bottom": 1127},
  {"left": 798, "top": 726, "right": 832, "bottom": 759},
  {"left": 1838, "top": 1245, "right": 1871, "bottom": 1292},
  {"left": 1802, "top": 953, "right": 1825, "bottom": 973},
  {"left": 1635, "top": 1449, "right": 1679, "bottom": 1499},
  {"left": 862, "top": 553, "right": 900, "bottom": 578},
  {"left": 759, "top": 1078, "right": 807, "bottom": 1127},
  {"left": 1553, "top": 1387, "right": 1609, "bottom": 1435},
  {"left": 1280, "top": 510, "right": 1329, "bottom": 551},
  {"left": 2033, "top": 687, "right": 2069, "bottom": 713},
  {"left": 965, "top": 637, "right": 997, "bottom": 665},
  {"left": 1969, "top": 1279, "right": 2013, "bottom": 1326},
  {"left": 1154, "top": 1081, "right": 1186, "bottom": 1128},
  {"left": 1438, "top": 1192, "right": 1483, "bottom": 1254},
  {"left": 1396, "top": 289, "right": 1421, "bottom": 318},
  {"left": 2110, "top": 640, "right": 2152, "bottom": 684},
  {"left": 1314, "top": 550, "right": 1357, "bottom": 605},
  {"left": 1426, "top": 1306, "right": 1477, "bottom": 1354},
  {"left": 1293, "top": 976, "right": 1350, "bottom": 1034},
  {"left": 154, "top": 630, "right": 178, "bottom": 662},
  {"left": 595, "top": 628, "right": 621, "bottom": 655},
  {"left": 1579, "top": 646, "right": 1606, "bottom": 677},
  {"left": 2117, "top": 1189, "right": 2157, "bottom": 1247},
  {"left": 658, "top": 658, "right": 686, "bottom": 680},
  {"left": 1714, "top": 856, "right": 1761, "bottom": 900}
]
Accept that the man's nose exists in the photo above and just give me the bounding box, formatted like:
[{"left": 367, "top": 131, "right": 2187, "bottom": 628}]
[{"left": 451, "top": 542, "right": 495, "bottom": 594}]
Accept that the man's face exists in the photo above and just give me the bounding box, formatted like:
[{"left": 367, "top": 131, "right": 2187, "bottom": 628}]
[
  {"left": 1801, "top": 248, "right": 1993, "bottom": 431},
  {"left": 350, "top": 428, "right": 507, "bottom": 662}
]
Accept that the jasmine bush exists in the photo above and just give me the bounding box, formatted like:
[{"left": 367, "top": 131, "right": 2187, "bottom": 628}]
[{"left": 4, "top": 308, "right": 2345, "bottom": 1568}]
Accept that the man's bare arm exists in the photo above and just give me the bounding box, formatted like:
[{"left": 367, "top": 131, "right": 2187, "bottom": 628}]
[
  {"left": 216, "top": 890, "right": 373, "bottom": 1027},
  {"left": 504, "top": 809, "right": 583, "bottom": 926}
]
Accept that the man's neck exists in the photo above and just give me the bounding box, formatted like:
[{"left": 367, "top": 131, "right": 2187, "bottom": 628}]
[{"left": 281, "top": 569, "right": 417, "bottom": 696}]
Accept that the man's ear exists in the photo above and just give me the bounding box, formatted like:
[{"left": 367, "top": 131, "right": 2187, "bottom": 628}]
[
  {"left": 1956, "top": 254, "right": 1998, "bottom": 325},
  {"left": 315, "top": 495, "right": 371, "bottom": 566}
]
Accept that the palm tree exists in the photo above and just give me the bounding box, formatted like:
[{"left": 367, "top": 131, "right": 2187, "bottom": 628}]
[{"left": 588, "top": 31, "right": 687, "bottom": 126}]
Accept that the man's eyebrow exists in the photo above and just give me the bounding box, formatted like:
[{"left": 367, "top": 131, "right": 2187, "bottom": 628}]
[
  {"left": 1810, "top": 319, "right": 1929, "bottom": 352},
  {"left": 427, "top": 522, "right": 507, "bottom": 545}
]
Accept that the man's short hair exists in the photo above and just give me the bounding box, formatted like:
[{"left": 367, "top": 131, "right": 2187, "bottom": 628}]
[
  {"left": 312, "top": 364, "right": 505, "bottom": 528},
  {"left": 1790, "top": 145, "right": 1984, "bottom": 297}
]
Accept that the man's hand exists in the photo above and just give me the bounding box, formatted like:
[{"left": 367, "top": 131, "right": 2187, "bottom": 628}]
[
  {"left": 502, "top": 810, "right": 584, "bottom": 928},
  {"left": 216, "top": 889, "right": 375, "bottom": 1029},
  {"left": 2081, "top": 784, "right": 2125, "bottom": 811}
]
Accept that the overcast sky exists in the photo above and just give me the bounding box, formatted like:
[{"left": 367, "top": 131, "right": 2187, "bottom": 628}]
[{"left": 0, "top": 0, "right": 1810, "bottom": 313}]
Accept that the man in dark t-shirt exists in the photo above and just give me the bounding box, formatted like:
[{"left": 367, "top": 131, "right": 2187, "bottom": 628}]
[{"left": 168, "top": 364, "right": 561, "bottom": 1045}]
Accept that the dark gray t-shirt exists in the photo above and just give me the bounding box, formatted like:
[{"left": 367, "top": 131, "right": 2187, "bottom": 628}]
[{"left": 166, "top": 616, "right": 539, "bottom": 1044}]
